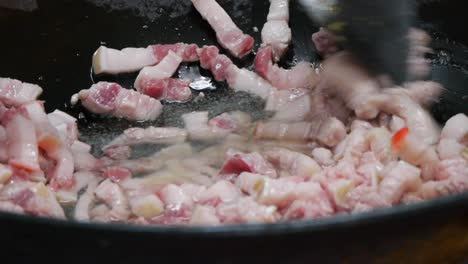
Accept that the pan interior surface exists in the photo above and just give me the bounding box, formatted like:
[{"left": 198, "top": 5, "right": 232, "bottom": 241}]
[{"left": 0, "top": 0, "right": 467, "bottom": 230}]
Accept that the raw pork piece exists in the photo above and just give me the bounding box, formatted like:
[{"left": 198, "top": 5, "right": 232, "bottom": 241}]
[
  {"left": 0, "top": 181, "right": 65, "bottom": 218},
  {"left": 191, "top": 0, "right": 254, "bottom": 58},
  {"left": 103, "top": 126, "right": 187, "bottom": 153},
  {"left": 219, "top": 149, "right": 277, "bottom": 179},
  {"left": 0, "top": 78, "right": 43, "bottom": 107},
  {"left": 134, "top": 51, "right": 192, "bottom": 102},
  {"left": 197, "top": 45, "right": 234, "bottom": 82},
  {"left": 255, "top": 46, "right": 317, "bottom": 90},
  {"left": 261, "top": 0, "right": 291, "bottom": 61},
  {"left": 92, "top": 43, "right": 199, "bottom": 75},
  {"left": 264, "top": 147, "right": 321, "bottom": 178},
  {"left": 182, "top": 111, "right": 251, "bottom": 141},
  {"left": 437, "top": 114, "right": 468, "bottom": 160},
  {"left": 94, "top": 179, "right": 130, "bottom": 221},
  {"left": 265, "top": 88, "right": 312, "bottom": 122},
  {"left": 21, "top": 101, "right": 74, "bottom": 189},
  {"left": 379, "top": 161, "right": 422, "bottom": 204},
  {"left": 255, "top": 118, "right": 346, "bottom": 147},
  {"left": 71, "top": 82, "right": 162, "bottom": 121},
  {"left": 216, "top": 197, "right": 279, "bottom": 224},
  {"left": 47, "top": 109, "right": 78, "bottom": 146}
]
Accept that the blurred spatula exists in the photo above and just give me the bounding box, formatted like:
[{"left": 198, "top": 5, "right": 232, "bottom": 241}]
[{"left": 301, "top": 0, "right": 415, "bottom": 85}]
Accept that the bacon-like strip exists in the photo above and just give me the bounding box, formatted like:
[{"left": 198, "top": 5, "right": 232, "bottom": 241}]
[
  {"left": 92, "top": 43, "right": 199, "bottom": 75},
  {"left": 135, "top": 51, "right": 192, "bottom": 102},
  {"left": 191, "top": 0, "right": 254, "bottom": 58},
  {"left": 0, "top": 78, "right": 43, "bottom": 107},
  {"left": 134, "top": 51, "right": 183, "bottom": 91},
  {"left": 255, "top": 46, "right": 317, "bottom": 90},
  {"left": 255, "top": 118, "right": 346, "bottom": 147},
  {"left": 261, "top": 0, "right": 291, "bottom": 61},
  {"left": 103, "top": 127, "right": 188, "bottom": 150},
  {"left": 71, "top": 82, "right": 163, "bottom": 121}
]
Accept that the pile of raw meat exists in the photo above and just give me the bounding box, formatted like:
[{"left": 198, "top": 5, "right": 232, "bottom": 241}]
[{"left": 0, "top": 0, "right": 466, "bottom": 225}]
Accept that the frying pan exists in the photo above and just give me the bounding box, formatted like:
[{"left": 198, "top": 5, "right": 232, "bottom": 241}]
[{"left": 0, "top": 0, "right": 468, "bottom": 263}]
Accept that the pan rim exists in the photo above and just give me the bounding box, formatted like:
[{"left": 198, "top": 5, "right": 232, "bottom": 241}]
[{"left": 1, "top": 191, "right": 467, "bottom": 236}]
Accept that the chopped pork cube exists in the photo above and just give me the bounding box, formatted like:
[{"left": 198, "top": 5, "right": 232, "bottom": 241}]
[
  {"left": 379, "top": 161, "right": 422, "bottom": 204},
  {"left": 190, "top": 205, "right": 220, "bottom": 225},
  {"left": 437, "top": 114, "right": 468, "bottom": 160},
  {"left": 129, "top": 194, "right": 164, "bottom": 219},
  {"left": 0, "top": 181, "right": 65, "bottom": 218},
  {"left": 216, "top": 197, "right": 279, "bottom": 224},
  {"left": 94, "top": 179, "right": 130, "bottom": 221},
  {"left": 0, "top": 78, "right": 43, "bottom": 107},
  {"left": 264, "top": 147, "right": 321, "bottom": 178},
  {"left": 195, "top": 180, "right": 240, "bottom": 206},
  {"left": 220, "top": 149, "right": 277, "bottom": 179}
]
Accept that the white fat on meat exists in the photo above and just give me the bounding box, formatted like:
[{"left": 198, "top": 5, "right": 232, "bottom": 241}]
[
  {"left": 190, "top": 205, "right": 220, "bottom": 225},
  {"left": 0, "top": 164, "right": 12, "bottom": 184},
  {"left": 379, "top": 161, "right": 422, "bottom": 204},
  {"left": 226, "top": 65, "right": 276, "bottom": 100},
  {"left": 103, "top": 127, "right": 188, "bottom": 151},
  {"left": 265, "top": 88, "right": 311, "bottom": 122},
  {"left": 2, "top": 110, "right": 40, "bottom": 172},
  {"left": 71, "top": 82, "right": 163, "bottom": 121},
  {"left": 0, "top": 78, "right": 43, "bottom": 107},
  {"left": 182, "top": 111, "right": 250, "bottom": 141},
  {"left": 391, "top": 127, "right": 440, "bottom": 180},
  {"left": 21, "top": 101, "right": 75, "bottom": 189},
  {"left": 159, "top": 184, "right": 194, "bottom": 217},
  {"left": 321, "top": 52, "right": 381, "bottom": 119},
  {"left": 0, "top": 181, "right": 65, "bottom": 218},
  {"left": 135, "top": 51, "right": 182, "bottom": 88},
  {"left": 389, "top": 115, "right": 406, "bottom": 133},
  {"left": 255, "top": 46, "right": 317, "bottom": 90},
  {"left": 261, "top": 21, "right": 290, "bottom": 56},
  {"left": 255, "top": 118, "right": 346, "bottom": 147},
  {"left": 191, "top": 0, "right": 254, "bottom": 58},
  {"left": 264, "top": 148, "right": 321, "bottom": 178},
  {"left": 0, "top": 126, "right": 8, "bottom": 163},
  {"left": 216, "top": 197, "right": 279, "bottom": 224},
  {"left": 94, "top": 179, "right": 130, "bottom": 221},
  {"left": 129, "top": 194, "right": 165, "bottom": 219},
  {"left": 311, "top": 147, "right": 334, "bottom": 166},
  {"left": 74, "top": 177, "right": 99, "bottom": 221},
  {"left": 71, "top": 141, "right": 98, "bottom": 171},
  {"left": 372, "top": 87, "right": 441, "bottom": 145},
  {"left": 47, "top": 109, "right": 78, "bottom": 146},
  {"left": 219, "top": 149, "right": 278, "bottom": 179},
  {"left": 92, "top": 46, "right": 156, "bottom": 75},
  {"left": 195, "top": 180, "right": 240, "bottom": 206},
  {"left": 437, "top": 114, "right": 468, "bottom": 160}
]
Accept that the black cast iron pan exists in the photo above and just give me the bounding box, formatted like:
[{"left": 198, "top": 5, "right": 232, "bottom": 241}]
[{"left": 0, "top": 0, "right": 467, "bottom": 263}]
